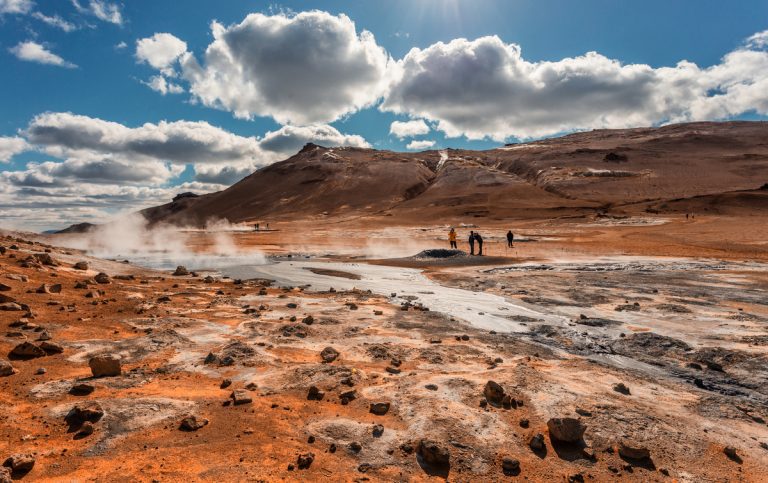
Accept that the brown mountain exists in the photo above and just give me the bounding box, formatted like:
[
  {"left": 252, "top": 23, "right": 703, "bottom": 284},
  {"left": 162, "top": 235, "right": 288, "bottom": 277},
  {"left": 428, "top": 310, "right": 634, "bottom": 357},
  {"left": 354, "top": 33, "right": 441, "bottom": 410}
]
[{"left": 139, "top": 121, "right": 768, "bottom": 226}]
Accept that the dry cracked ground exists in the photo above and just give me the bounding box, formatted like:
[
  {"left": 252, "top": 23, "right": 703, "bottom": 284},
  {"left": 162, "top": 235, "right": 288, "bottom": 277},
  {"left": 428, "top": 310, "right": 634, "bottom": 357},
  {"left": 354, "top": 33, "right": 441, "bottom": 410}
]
[{"left": 1, "top": 233, "right": 767, "bottom": 482}]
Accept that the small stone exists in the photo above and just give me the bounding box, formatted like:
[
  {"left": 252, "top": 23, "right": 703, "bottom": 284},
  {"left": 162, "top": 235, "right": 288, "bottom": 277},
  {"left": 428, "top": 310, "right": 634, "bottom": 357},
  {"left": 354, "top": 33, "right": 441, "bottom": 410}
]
[
  {"left": 372, "top": 424, "right": 384, "bottom": 437},
  {"left": 425, "top": 384, "right": 438, "bottom": 391},
  {"left": 385, "top": 366, "right": 401, "bottom": 375},
  {"left": 73, "top": 261, "right": 89, "bottom": 270},
  {"left": 67, "top": 402, "right": 105, "bottom": 424},
  {"left": 349, "top": 441, "right": 362, "bottom": 453},
  {"left": 179, "top": 415, "right": 209, "bottom": 431},
  {"left": 296, "top": 452, "right": 314, "bottom": 469},
  {"left": 618, "top": 442, "right": 651, "bottom": 460},
  {"left": 76, "top": 421, "right": 95, "bottom": 438},
  {"left": 39, "top": 341, "right": 63, "bottom": 354},
  {"left": 307, "top": 385, "right": 325, "bottom": 401},
  {"left": 94, "top": 272, "right": 111, "bottom": 284},
  {"left": 231, "top": 389, "right": 252, "bottom": 405},
  {"left": 723, "top": 446, "right": 742, "bottom": 463},
  {"left": 483, "top": 380, "right": 505, "bottom": 404},
  {"left": 220, "top": 379, "right": 232, "bottom": 389},
  {"left": 35, "top": 367, "right": 46, "bottom": 375},
  {"left": 320, "top": 346, "right": 339, "bottom": 363},
  {"left": 0, "top": 359, "right": 16, "bottom": 376},
  {"left": 301, "top": 315, "right": 314, "bottom": 325},
  {"left": 613, "top": 382, "right": 631, "bottom": 395},
  {"left": 529, "top": 433, "right": 546, "bottom": 451},
  {"left": 519, "top": 418, "right": 529, "bottom": 428},
  {"left": 69, "top": 383, "right": 95, "bottom": 396},
  {"left": 369, "top": 402, "right": 390, "bottom": 415},
  {"left": 502, "top": 457, "right": 520, "bottom": 475},
  {"left": 173, "top": 266, "right": 189, "bottom": 276},
  {"left": 89, "top": 354, "right": 121, "bottom": 377}
]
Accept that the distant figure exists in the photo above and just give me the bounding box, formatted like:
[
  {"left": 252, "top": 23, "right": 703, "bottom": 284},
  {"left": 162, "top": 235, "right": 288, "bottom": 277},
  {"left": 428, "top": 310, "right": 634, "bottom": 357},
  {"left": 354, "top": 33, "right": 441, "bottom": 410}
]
[
  {"left": 448, "top": 228, "right": 457, "bottom": 249},
  {"left": 506, "top": 230, "right": 514, "bottom": 247},
  {"left": 468, "top": 230, "right": 475, "bottom": 255},
  {"left": 475, "top": 232, "right": 484, "bottom": 256},
  {"left": 266, "top": 223, "right": 270, "bottom": 230},
  {"left": 254, "top": 223, "right": 260, "bottom": 231}
]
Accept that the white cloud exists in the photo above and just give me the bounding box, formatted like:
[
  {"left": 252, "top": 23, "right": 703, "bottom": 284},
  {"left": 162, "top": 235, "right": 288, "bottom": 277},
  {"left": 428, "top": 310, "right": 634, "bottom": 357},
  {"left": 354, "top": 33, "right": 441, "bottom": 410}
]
[
  {"left": 389, "top": 119, "right": 429, "bottom": 138},
  {"left": 25, "top": 112, "right": 263, "bottom": 165},
  {"left": 405, "top": 139, "right": 435, "bottom": 150},
  {"left": 136, "top": 33, "right": 187, "bottom": 73},
  {"left": 115, "top": 41, "right": 127, "bottom": 50},
  {"left": 143, "top": 75, "right": 184, "bottom": 95},
  {"left": 71, "top": 0, "right": 122, "bottom": 25},
  {"left": 382, "top": 34, "right": 768, "bottom": 140},
  {"left": 259, "top": 124, "right": 369, "bottom": 154},
  {"left": 9, "top": 41, "right": 77, "bottom": 68},
  {"left": 32, "top": 11, "right": 78, "bottom": 32},
  {"left": 747, "top": 30, "right": 768, "bottom": 49},
  {"left": 175, "top": 11, "right": 391, "bottom": 125},
  {"left": 0, "top": 0, "right": 33, "bottom": 15},
  {"left": 0, "top": 136, "right": 30, "bottom": 162}
]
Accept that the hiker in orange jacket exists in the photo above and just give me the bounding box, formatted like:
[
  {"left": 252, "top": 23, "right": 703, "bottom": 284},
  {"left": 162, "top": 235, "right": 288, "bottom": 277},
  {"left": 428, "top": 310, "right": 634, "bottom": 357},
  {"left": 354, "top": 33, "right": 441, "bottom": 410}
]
[{"left": 448, "top": 228, "right": 457, "bottom": 249}]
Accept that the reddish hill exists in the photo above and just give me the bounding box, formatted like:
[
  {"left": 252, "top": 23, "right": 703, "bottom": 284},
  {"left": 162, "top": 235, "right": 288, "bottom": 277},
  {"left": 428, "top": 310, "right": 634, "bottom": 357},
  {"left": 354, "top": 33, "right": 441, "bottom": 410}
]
[{"left": 137, "top": 121, "right": 768, "bottom": 226}]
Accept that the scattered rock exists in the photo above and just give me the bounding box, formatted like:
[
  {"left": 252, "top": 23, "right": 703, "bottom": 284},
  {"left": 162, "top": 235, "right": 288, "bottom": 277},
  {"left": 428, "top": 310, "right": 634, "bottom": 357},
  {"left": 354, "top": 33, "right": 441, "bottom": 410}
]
[
  {"left": 35, "top": 367, "right": 46, "bottom": 375},
  {"left": 618, "top": 442, "right": 651, "bottom": 460},
  {"left": 613, "top": 382, "right": 631, "bottom": 395},
  {"left": 547, "top": 417, "right": 586, "bottom": 443},
  {"left": 94, "top": 272, "right": 111, "bottom": 284},
  {"left": 9, "top": 342, "right": 46, "bottom": 359},
  {"left": 0, "top": 302, "right": 24, "bottom": 311},
  {"left": 36, "top": 283, "right": 62, "bottom": 294},
  {"left": 67, "top": 401, "right": 105, "bottom": 424},
  {"left": 76, "top": 421, "right": 95, "bottom": 438},
  {"left": 39, "top": 341, "right": 63, "bottom": 354},
  {"left": 425, "top": 384, "right": 438, "bottom": 391},
  {"left": 372, "top": 424, "right": 384, "bottom": 437},
  {"left": 483, "top": 380, "right": 505, "bottom": 404},
  {"left": 417, "top": 439, "right": 450, "bottom": 468},
  {"left": 220, "top": 379, "right": 232, "bottom": 389},
  {"left": 0, "top": 359, "right": 15, "bottom": 376},
  {"left": 320, "top": 346, "right": 339, "bottom": 363},
  {"left": 502, "top": 457, "right": 520, "bottom": 475},
  {"left": 349, "top": 441, "right": 362, "bottom": 453},
  {"left": 2, "top": 454, "right": 35, "bottom": 474},
  {"left": 73, "top": 261, "right": 89, "bottom": 270},
  {"left": 231, "top": 389, "right": 252, "bottom": 405},
  {"left": 296, "top": 452, "right": 314, "bottom": 469},
  {"left": 89, "top": 355, "right": 122, "bottom": 377},
  {"left": 179, "top": 415, "right": 209, "bottom": 431},
  {"left": 519, "top": 418, "right": 529, "bottom": 428},
  {"left": 69, "top": 383, "right": 95, "bottom": 396},
  {"left": 723, "top": 446, "right": 742, "bottom": 463},
  {"left": 307, "top": 385, "right": 325, "bottom": 401},
  {"left": 529, "top": 433, "right": 546, "bottom": 451},
  {"left": 173, "top": 266, "right": 189, "bottom": 276},
  {"left": 369, "top": 402, "right": 390, "bottom": 415}
]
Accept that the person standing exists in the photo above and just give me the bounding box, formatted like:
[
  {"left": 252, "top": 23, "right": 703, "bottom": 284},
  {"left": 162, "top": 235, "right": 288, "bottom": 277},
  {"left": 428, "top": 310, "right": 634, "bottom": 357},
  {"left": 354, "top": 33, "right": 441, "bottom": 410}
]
[
  {"left": 448, "top": 228, "right": 457, "bottom": 249},
  {"left": 475, "top": 232, "right": 484, "bottom": 256},
  {"left": 468, "top": 230, "right": 475, "bottom": 255},
  {"left": 506, "top": 230, "right": 514, "bottom": 247}
]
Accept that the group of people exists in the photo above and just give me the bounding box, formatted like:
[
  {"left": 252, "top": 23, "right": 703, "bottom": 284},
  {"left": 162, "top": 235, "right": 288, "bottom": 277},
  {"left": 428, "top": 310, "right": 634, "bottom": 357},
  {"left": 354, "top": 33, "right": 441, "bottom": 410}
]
[{"left": 448, "top": 228, "right": 515, "bottom": 256}]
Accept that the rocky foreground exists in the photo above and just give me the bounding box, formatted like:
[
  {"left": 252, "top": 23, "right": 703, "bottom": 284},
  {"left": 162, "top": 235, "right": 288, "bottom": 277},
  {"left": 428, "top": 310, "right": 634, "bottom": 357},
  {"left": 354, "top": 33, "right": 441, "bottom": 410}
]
[{"left": 1, "top": 233, "right": 767, "bottom": 481}]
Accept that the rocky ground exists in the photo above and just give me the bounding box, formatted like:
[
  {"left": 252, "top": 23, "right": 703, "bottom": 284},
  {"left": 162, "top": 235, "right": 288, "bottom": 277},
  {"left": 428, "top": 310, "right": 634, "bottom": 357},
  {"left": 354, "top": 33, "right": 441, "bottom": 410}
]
[{"left": 1, "top": 227, "right": 767, "bottom": 482}]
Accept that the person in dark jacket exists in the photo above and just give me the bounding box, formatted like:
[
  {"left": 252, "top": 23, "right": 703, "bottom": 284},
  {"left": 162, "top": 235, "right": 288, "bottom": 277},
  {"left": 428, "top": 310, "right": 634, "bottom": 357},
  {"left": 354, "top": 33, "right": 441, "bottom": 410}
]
[
  {"left": 506, "top": 230, "right": 514, "bottom": 247},
  {"left": 474, "top": 232, "right": 484, "bottom": 256},
  {"left": 468, "top": 230, "right": 475, "bottom": 255}
]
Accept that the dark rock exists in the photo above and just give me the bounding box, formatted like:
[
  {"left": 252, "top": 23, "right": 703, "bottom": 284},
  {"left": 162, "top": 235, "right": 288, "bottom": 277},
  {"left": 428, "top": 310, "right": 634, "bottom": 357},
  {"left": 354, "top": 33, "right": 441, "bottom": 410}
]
[
  {"left": 425, "top": 384, "right": 438, "bottom": 391},
  {"left": 172, "top": 266, "right": 189, "bottom": 276},
  {"left": 618, "top": 442, "right": 650, "bottom": 460},
  {"left": 0, "top": 359, "right": 15, "bottom": 376},
  {"left": 94, "top": 272, "right": 111, "bottom": 284},
  {"left": 369, "top": 402, "right": 390, "bottom": 415},
  {"left": 723, "top": 446, "right": 742, "bottom": 463},
  {"left": 372, "top": 424, "right": 384, "bottom": 437},
  {"left": 547, "top": 418, "right": 586, "bottom": 443},
  {"left": 417, "top": 439, "right": 450, "bottom": 467},
  {"left": 0, "top": 302, "right": 24, "bottom": 311},
  {"left": 307, "top": 385, "right": 325, "bottom": 401},
  {"left": 519, "top": 418, "right": 529, "bottom": 428},
  {"left": 340, "top": 389, "right": 357, "bottom": 405},
  {"left": 73, "top": 261, "right": 89, "bottom": 270},
  {"left": 2, "top": 454, "right": 35, "bottom": 474},
  {"left": 613, "top": 382, "right": 631, "bottom": 395},
  {"left": 502, "top": 457, "right": 520, "bottom": 475},
  {"left": 231, "top": 389, "right": 252, "bottom": 405},
  {"left": 36, "top": 283, "right": 62, "bottom": 294},
  {"left": 220, "top": 379, "right": 232, "bottom": 389},
  {"left": 179, "top": 415, "right": 209, "bottom": 431},
  {"left": 302, "top": 315, "right": 314, "bottom": 325},
  {"left": 320, "top": 346, "right": 339, "bottom": 363},
  {"left": 89, "top": 355, "right": 122, "bottom": 377},
  {"left": 349, "top": 441, "right": 362, "bottom": 453},
  {"left": 69, "top": 383, "right": 95, "bottom": 396},
  {"left": 67, "top": 401, "right": 105, "bottom": 424},
  {"left": 9, "top": 341, "right": 46, "bottom": 359},
  {"left": 39, "top": 341, "right": 63, "bottom": 354},
  {"left": 529, "top": 433, "right": 546, "bottom": 451},
  {"left": 483, "top": 380, "right": 505, "bottom": 404},
  {"left": 296, "top": 452, "right": 314, "bottom": 469}
]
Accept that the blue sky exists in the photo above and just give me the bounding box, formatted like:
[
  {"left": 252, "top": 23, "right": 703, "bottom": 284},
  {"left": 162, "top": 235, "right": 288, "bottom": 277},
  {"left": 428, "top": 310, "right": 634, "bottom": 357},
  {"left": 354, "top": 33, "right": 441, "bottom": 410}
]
[{"left": 1, "top": 0, "right": 767, "bottom": 230}]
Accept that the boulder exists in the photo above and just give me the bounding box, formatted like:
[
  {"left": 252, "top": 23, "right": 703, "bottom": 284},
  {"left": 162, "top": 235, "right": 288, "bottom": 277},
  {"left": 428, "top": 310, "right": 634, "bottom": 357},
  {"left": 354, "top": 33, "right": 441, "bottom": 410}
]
[
  {"left": 89, "top": 355, "right": 122, "bottom": 377},
  {"left": 320, "top": 346, "right": 339, "bottom": 363},
  {"left": 417, "top": 439, "right": 450, "bottom": 467},
  {"left": 39, "top": 341, "right": 64, "bottom": 354},
  {"left": 73, "top": 261, "right": 89, "bottom": 270},
  {"left": 547, "top": 418, "right": 586, "bottom": 443},
  {"left": 9, "top": 342, "right": 46, "bottom": 359}
]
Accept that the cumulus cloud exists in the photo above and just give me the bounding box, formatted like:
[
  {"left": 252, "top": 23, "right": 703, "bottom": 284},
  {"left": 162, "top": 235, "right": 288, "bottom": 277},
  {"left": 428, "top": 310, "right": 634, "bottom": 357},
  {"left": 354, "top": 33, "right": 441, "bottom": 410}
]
[
  {"left": 0, "top": 136, "right": 30, "bottom": 162},
  {"left": 143, "top": 75, "right": 184, "bottom": 95},
  {"left": 382, "top": 34, "right": 768, "bottom": 140},
  {"left": 259, "top": 124, "right": 369, "bottom": 154},
  {"left": 0, "top": 0, "right": 33, "bottom": 15},
  {"left": 136, "top": 33, "right": 187, "bottom": 73},
  {"left": 9, "top": 41, "right": 77, "bottom": 68},
  {"left": 71, "top": 0, "right": 122, "bottom": 25},
  {"left": 25, "top": 112, "right": 263, "bottom": 165},
  {"left": 32, "top": 11, "right": 78, "bottom": 32},
  {"left": 405, "top": 139, "right": 435, "bottom": 150},
  {"left": 171, "top": 11, "right": 391, "bottom": 124},
  {"left": 389, "top": 119, "right": 429, "bottom": 138}
]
